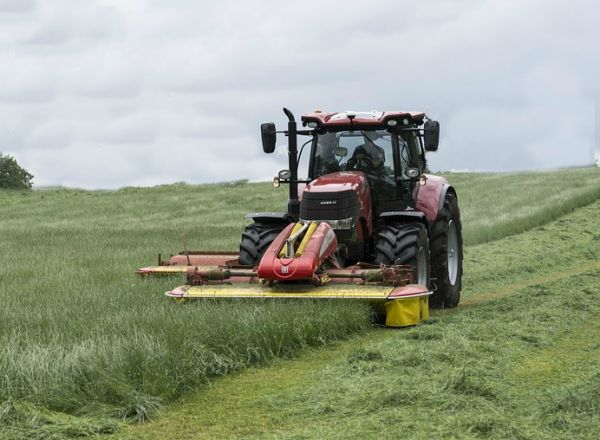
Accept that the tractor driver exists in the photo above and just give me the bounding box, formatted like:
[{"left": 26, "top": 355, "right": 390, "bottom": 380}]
[
  {"left": 346, "top": 132, "right": 396, "bottom": 201},
  {"left": 347, "top": 132, "right": 385, "bottom": 173}
]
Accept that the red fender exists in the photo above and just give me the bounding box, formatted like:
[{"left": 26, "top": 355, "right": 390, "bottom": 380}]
[{"left": 415, "top": 174, "right": 450, "bottom": 222}]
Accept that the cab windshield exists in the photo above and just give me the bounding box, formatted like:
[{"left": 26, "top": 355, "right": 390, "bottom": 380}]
[
  {"left": 310, "top": 130, "right": 397, "bottom": 202},
  {"left": 308, "top": 129, "right": 422, "bottom": 213},
  {"left": 312, "top": 130, "right": 395, "bottom": 178}
]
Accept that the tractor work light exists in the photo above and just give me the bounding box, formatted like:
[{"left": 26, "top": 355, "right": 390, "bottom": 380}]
[
  {"left": 299, "top": 217, "right": 354, "bottom": 230},
  {"left": 278, "top": 169, "right": 292, "bottom": 180},
  {"left": 406, "top": 168, "right": 420, "bottom": 178},
  {"left": 307, "top": 121, "right": 318, "bottom": 128},
  {"left": 387, "top": 119, "right": 398, "bottom": 127}
]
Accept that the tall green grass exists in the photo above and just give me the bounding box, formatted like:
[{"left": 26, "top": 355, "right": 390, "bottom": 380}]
[
  {"left": 0, "top": 167, "right": 599, "bottom": 438},
  {"left": 0, "top": 225, "right": 371, "bottom": 437}
]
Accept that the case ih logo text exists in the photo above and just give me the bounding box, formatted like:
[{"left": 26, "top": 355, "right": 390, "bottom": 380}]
[{"left": 320, "top": 200, "right": 337, "bottom": 205}]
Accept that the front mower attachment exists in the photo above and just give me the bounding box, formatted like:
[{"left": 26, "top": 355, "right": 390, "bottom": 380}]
[
  {"left": 166, "top": 279, "right": 430, "bottom": 328},
  {"left": 137, "top": 221, "right": 431, "bottom": 327}
]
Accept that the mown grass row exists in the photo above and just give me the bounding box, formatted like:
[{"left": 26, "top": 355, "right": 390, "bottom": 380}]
[
  {"left": 0, "top": 168, "right": 599, "bottom": 438},
  {"left": 245, "top": 269, "right": 599, "bottom": 440}
]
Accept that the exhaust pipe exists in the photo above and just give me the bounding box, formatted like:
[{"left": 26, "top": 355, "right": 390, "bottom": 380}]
[{"left": 283, "top": 107, "right": 300, "bottom": 219}]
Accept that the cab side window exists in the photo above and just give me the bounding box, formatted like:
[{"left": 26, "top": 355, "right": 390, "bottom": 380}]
[{"left": 399, "top": 131, "right": 421, "bottom": 170}]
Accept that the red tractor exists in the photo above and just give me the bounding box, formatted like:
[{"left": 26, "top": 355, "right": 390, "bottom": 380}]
[
  {"left": 241, "top": 108, "right": 462, "bottom": 308},
  {"left": 138, "top": 108, "right": 463, "bottom": 326}
]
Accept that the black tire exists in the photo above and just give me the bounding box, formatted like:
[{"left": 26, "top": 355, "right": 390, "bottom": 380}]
[
  {"left": 238, "top": 223, "right": 285, "bottom": 267},
  {"left": 374, "top": 222, "right": 430, "bottom": 286},
  {"left": 429, "top": 192, "right": 463, "bottom": 308}
]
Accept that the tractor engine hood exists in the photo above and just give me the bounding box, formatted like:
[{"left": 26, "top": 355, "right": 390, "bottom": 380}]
[
  {"left": 304, "top": 171, "right": 368, "bottom": 194},
  {"left": 299, "top": 172, "right": 371, "bottom": 229}
]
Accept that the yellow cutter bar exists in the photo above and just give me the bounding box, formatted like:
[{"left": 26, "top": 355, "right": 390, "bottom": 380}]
[{"left": 166, "top": 283, "right": 430, "bottom": 300}]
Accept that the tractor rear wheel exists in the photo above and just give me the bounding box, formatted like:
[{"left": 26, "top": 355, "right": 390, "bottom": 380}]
[
  {"left": 429, "top": 192, "right": 463, "bottom": 308},
  {"left": 374, "top": 223, "right": 430, "bottom": 286},
  {"left": 238, "top": 223, "right": 285, "bottom": 267}
]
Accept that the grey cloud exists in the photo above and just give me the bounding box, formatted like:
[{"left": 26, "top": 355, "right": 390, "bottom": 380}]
[
  {"left": 0, "top": 60, "right": 57, "bottom": 103},
  {"left": 65, "top": 69, "right": 142, "bottom": 100},
  {"left": 23, "top": 136, "right": 280, "bottom": 189},
  {"left": 21, "top": 2, "right": 123, "bottom": 54},
  {"left": 86, "top": 114, "right": 159, "bottom": 145},
  {"left": 25, "top": 21, "right": 72, "bottom": 46},
  {"left": 24, "top": 120, "right": 73, "bottom": 150},
  {"left": 0, "top": 0, "right": 36, "bottom": 13}
]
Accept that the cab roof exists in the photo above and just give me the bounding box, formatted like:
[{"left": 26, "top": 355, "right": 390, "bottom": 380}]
[{"left": 301, "top": 110, "right": 426, "bottom": 129}]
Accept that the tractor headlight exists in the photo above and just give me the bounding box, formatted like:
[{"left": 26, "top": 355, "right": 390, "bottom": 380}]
[
  {"left": 406, "top": 168, "right": 420, "bottom": 178},
  {"left": 299, "top": 217, "right": 354, "bottom": 230}
]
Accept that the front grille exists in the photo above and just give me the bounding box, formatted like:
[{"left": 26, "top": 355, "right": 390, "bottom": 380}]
[{"left": 300, "top": 190, "right": 359, "bottom": 220}]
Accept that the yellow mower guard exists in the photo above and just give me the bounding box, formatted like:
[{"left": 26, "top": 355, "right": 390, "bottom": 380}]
[{"left": 166, "top": 283, "right": 432, "bottom": 328}]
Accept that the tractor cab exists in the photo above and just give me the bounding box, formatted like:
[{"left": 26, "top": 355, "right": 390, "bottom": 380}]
[
  {"left": 309, "top": 127, "right": 425, "bottom": 215},
  {"left": 287, "top": 110, "right": 439, "bottom": 215}
]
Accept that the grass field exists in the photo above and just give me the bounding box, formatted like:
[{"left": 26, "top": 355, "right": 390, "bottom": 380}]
[
  {"left": 110, "top": 195, "right": 600, "bottom": 439},
  {"left": 1, "top": 167, "right": 599, "bottom": 439}
]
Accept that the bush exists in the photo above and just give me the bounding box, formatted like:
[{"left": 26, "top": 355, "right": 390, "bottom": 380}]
[{"left": 0, "top": 154, "right": 33, "bottom": 189}]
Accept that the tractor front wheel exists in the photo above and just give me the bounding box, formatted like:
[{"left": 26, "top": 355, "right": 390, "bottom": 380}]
[
  {"left": 374, "top": 222, "right": 430, "bottom": 287},
  {"left": 429, "top": 192, "right": 463, "bottom": 308},
  {"left": 238, "top": 223, "right": 285, "bottom": 267}
]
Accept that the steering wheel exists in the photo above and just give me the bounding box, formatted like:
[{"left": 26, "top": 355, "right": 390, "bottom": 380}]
[{"left": 347, "top": 149, "right": 373, "bottom": 171}]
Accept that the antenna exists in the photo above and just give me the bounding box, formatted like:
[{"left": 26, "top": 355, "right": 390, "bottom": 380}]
[{"left": 347, "top": 112, "right": 356, "bottom": 130}]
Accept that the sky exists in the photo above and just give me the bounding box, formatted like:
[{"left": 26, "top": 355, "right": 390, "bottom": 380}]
[{"left": 1, "top": 0, "right": 599, "bottom": 189}]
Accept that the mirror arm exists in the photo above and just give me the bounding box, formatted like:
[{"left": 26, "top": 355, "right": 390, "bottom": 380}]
[{"left": 275, "top": 178, "right": 312, "bottom": 184}]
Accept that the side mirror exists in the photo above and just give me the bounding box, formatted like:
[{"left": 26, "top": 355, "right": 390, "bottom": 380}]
[
  {"left": 261, "top": 122, "right": 277, "bottom": 153},
  {"left": 424, "top": 120, "right": 440, "bottom": 152}
]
